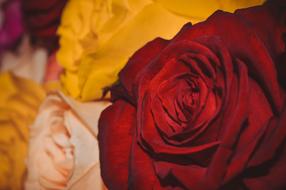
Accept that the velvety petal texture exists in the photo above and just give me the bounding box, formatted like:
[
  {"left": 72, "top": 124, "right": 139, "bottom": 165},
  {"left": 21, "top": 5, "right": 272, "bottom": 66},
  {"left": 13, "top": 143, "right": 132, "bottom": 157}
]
[
  {"left": 25, "top": 92, "right": 109, "bottom": 190},
  {"left": 99, "top": 1, "right": 286, "bottom": 190},
  {"left": 57, "top": 0, "right": 263, "bottom": 101}
]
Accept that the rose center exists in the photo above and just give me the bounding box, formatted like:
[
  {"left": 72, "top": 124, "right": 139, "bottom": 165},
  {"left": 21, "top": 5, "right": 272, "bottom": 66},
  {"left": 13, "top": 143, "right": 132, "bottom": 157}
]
[{"left": 156, "top": 74, "right": 207, "bottom": 133}]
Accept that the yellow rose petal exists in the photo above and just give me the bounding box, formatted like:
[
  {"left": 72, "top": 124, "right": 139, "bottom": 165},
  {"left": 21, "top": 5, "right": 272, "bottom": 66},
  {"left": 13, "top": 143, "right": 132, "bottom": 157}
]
[{"left": 0, "top": 72, "right": 45, "bottom": 190}]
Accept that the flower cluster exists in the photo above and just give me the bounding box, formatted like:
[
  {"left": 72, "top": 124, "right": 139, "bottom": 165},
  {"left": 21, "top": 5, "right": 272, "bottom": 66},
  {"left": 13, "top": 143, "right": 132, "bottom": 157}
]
[
  {"left": 57, "top": 0, "right": 263, "bottom": 101},
  {"left": 2, "top": 1, "right": 284, "bottom": 190}
]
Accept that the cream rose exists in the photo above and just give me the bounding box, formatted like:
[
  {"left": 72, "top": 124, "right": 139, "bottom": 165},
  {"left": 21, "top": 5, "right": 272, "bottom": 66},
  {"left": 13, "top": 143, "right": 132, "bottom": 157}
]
[{"left": 25, "top": 92, "right": 109, "bottom": 190}]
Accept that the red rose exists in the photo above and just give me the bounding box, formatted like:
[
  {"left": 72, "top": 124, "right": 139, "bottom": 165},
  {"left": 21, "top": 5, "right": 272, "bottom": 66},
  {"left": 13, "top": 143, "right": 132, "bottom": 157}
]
[
  {"left": 99, "top": 1, "right": 286, "bottom": 190},
  {"left": 22, "top": 0, "right": 67, "bottom": 52}
]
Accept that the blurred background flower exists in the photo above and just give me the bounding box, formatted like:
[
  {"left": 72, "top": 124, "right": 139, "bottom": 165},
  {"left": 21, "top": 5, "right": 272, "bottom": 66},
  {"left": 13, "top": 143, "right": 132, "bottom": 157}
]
[
  {"left": 0, "top": 0, "right": 23, "bottom": 55},
  {"left": 0, "top": 72, "right": 45, "bottom": 189},
  {"left": 22, "top": 0, "right": 68, "bottom": 53},
  {"left": 0, "top": 0, "right": 67, "bottom": 189},
  {"left": 1, "top": 36, "right": 47, "bottom": 83}
]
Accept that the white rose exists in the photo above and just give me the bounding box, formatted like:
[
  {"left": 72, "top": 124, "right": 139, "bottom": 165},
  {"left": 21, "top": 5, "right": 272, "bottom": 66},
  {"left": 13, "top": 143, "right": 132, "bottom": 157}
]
[{"left": 25, "top": 92, "right": 109, "bottom": 190}]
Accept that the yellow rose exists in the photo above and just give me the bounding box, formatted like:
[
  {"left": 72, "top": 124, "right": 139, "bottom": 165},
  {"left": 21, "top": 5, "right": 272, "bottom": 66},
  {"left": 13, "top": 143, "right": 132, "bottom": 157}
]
[
  {"left": 0, "top": 72, "right": 45, "bottom": 190},
  {"left": 57, "top": 0, "right": 264, "bottom": 101},
  {"left": 25, "top": 92, "right": 109, "bottom": 190}
]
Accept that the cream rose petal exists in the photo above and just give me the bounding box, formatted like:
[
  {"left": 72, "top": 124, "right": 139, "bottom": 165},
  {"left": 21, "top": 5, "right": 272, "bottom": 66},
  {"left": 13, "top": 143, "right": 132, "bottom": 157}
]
[
  {"left": 25, "top": 95, "right": 71, "bottom": 190},
  {"left": 25, "top": 92, "right": 110, "bottom": 190}
]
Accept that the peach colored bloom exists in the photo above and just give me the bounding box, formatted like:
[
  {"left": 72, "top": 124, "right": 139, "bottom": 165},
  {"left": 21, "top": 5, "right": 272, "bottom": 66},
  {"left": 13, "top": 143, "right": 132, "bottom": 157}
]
[{"left": 25, "top": 92, "right": 109, "bottom": 190}]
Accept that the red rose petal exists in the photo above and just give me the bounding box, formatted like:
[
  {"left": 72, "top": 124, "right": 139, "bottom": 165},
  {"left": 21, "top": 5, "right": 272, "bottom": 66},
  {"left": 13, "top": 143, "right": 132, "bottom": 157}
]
[
  {"left": 98, "top": 100, "right": 135, "bottom": 189},
  {"left": 173, "top": 8, "right": 284, "bottom": 113},
  {"left": 244, "top": 142, "right": 286, "bottom": 190},
  {"left": 119, "top": 37, "right": 169, "bottom": 100},
  {"left": 128, "top": 136, "right": 159, "bottom": 190}
]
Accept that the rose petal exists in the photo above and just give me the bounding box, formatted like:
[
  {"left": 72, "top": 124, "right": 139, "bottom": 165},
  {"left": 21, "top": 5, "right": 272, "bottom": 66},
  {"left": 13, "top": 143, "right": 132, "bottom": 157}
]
[{"left": 98, "top": 100, "right": 136, "bottom": 189}]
